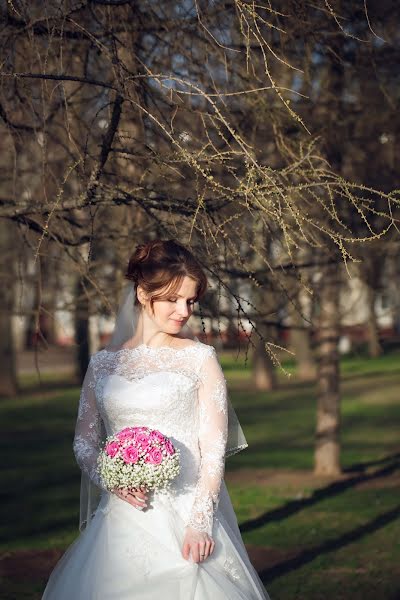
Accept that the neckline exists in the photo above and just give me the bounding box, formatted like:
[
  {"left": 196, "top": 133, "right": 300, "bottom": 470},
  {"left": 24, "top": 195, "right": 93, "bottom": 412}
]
[{"left": 102, "top": 341, "right": 201, "bottom": 355}]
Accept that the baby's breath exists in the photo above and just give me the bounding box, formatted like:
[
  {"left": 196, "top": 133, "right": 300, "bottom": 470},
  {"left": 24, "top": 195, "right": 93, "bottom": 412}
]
[{"left": 97, "top": 429, "right": 180, "bottom": 491}]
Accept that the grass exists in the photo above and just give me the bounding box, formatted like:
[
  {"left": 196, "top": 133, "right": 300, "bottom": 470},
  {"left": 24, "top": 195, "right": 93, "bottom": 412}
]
[
  {"left": 1, "top": 351, "right": 399, "bottom": 599},
  {"left": 222, "top": 351, "right": 400, "bottom": 471}
]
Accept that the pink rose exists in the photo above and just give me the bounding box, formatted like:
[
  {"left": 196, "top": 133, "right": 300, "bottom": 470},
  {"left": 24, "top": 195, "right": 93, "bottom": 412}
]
[
  {"left": 149, "top": 430, "right": 166, "bottom": 444},
  {"left": 136, "top": 433, "right": 150, "bottom": 448},
  {"left": 117, "top": 428, "right": 136, "bottom": 441},
  {"left": 145, "top": 447, "right": 163, "bottom": 465},
  {"left": 164, "top": 440, "right": 175, "bottom": 455},
  {"left": 105, "top": 441, "right": 119, "bottom": 458},
  {"left": 122, "top": 445, "right": 139, "bottom": 464}
]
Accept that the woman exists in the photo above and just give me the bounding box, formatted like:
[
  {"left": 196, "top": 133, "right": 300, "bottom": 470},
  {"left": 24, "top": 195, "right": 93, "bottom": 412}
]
[{"left": 42, "top": 239, "right": 270, "bottom": 599}]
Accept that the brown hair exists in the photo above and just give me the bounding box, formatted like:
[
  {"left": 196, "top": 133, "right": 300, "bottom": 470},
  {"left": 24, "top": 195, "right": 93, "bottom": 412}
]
[{"left": 125, "top": 239, "right": 208, "bottom": 309}]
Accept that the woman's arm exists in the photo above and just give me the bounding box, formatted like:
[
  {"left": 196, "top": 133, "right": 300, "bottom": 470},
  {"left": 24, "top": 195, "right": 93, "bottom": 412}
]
[
  {"left": 73, "top": 356, "right": 148, "bottom": 509},
  {"left": 182, "top": 348, "right": 228, "bottom": 562},
  {"left": 72, "top": 357, "right": 106, "bottom": 490}
]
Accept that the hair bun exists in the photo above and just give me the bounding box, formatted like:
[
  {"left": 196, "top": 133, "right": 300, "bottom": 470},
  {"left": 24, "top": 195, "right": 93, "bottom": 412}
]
[
  {"left": 125, "top": 241, "right": 156, "bottom": 282},
  {"left": 125, "top": 239, "right": 207, "bottom": 306},
  {"left": 135, "top": 243, "right": 153, "bottom": 263}
]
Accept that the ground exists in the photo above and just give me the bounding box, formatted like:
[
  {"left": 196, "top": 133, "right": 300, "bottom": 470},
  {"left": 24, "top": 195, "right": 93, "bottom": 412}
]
[{"left": 1, "top": 348, "right": 399, "bottom": 599}]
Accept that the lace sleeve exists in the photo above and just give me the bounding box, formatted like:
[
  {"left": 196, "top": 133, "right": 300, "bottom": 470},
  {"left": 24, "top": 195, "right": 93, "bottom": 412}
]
[
  {"left": 187, "top": 348, "right": 228, "bottom": 536},
  {"left": 72, "top": 356, "right": 105, "bottom": 490}
]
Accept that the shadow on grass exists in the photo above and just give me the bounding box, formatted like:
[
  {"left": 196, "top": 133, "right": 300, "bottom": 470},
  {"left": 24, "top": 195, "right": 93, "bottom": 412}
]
[
  {"left": 240, "top": 452, "right": 400, "bottom": 534},
  {"left": 344, "top": 451, "right": 400, "bottom": 473},
  {"left": 0, "top": 475, "right": 80, "bottom": 545},
  {"left": 259, "top": 503, "right": 400, "bottom": 584}
]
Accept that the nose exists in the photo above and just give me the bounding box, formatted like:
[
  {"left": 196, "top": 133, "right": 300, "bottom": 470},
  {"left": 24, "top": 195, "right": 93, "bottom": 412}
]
[{"left": 177, "top": 300, "right": 189, "bottom": 318}]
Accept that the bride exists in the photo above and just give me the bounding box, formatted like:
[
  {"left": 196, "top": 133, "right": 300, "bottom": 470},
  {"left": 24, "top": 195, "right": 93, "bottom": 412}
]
[{"left": 42, "top": 239, "right": 270, "bottom": 599}]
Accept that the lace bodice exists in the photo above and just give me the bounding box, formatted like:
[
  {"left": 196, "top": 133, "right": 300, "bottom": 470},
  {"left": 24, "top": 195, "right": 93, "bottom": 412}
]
[{"left": 72, "top": 341, "right": 228, "bottom": 536}]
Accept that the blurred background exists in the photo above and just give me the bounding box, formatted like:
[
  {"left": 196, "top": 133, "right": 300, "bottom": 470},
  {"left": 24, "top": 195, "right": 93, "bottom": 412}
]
[{"left": 0, "top": 1, "right": 399, "bottom": 599}]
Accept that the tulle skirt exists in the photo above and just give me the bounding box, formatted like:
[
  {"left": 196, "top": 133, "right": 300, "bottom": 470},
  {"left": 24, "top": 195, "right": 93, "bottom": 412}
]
[{"left": 42, "top": 482, "right": 270, "bottom": 599}]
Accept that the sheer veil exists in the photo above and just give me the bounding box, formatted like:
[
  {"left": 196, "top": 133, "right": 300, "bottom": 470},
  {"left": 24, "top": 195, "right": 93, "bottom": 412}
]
[{"left": 79, "top": 282, "right": 248, "bottom": 531}]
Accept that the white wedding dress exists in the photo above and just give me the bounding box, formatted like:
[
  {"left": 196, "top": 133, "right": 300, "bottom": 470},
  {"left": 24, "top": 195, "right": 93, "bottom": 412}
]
[{"left": 42, "top": 341, "right": 270, "bottom": 599}]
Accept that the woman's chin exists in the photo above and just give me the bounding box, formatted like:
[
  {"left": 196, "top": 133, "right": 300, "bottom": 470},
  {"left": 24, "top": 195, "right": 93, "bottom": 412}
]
[{"left": 168, "top": 320, "right": 185, "bottom": 331}]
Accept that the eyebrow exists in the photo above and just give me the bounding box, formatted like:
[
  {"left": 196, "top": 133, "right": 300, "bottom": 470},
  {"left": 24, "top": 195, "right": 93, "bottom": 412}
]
[{"left": 172, "top": 294, "right": 197, "bottom": 300}]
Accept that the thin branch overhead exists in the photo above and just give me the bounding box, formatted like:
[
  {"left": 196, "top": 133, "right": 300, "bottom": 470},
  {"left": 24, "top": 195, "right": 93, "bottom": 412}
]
[{"left": 1, "top": 0, "right": 399, "bottom": 344}]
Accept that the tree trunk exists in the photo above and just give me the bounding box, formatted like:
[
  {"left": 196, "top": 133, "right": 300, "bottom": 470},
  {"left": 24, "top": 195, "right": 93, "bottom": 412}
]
[
  {"left": 292, "top": 327, "right": 316, "bottom": 380},
  {"left": 389, "top": 253, "right": 400, "bottom": 335},
  {"left": 75, "top": 276, "right": 90, "bottom": 384},
  {"left": 27, "top": 250, "right": 58, "bottom": 348},
  {"left": 314, "top": 263, "right": 341, "bottom": 476},
  {"left": 313, "top": 31, "right": 344, "bottom": 476},
  {"left": 0, "top": 220, "right": 18, "bottom": 396},
  {"left": 366, "top": 285, "right": 382, "bottom": 357},
  {"left": 289, "top": 292, "right": 316, "bottom": 381},
  {"left": 252, "top": 331, "right": 277, "bottom": 391}
]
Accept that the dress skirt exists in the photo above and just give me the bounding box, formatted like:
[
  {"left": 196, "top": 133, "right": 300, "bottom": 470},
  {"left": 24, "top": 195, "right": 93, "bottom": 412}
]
[{"left": 42, "top": 481, "right": 269, "bottom": 599}]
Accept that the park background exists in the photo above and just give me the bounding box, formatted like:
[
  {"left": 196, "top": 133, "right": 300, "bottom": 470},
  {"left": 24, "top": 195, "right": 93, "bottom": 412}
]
[{"left": 0, "top": 2, "right": 399, "bottom": 599}]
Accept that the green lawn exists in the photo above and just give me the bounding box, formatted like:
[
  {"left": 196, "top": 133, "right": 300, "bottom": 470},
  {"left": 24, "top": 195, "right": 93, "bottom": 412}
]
[{"left": 1, "top": 352, "right": 399, "bottom": 599}]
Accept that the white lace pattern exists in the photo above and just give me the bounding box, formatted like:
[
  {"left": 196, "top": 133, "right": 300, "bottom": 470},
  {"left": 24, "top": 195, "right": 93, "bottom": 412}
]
[{"left": 72, "top": 342, "right": 228, "bottom": 536}]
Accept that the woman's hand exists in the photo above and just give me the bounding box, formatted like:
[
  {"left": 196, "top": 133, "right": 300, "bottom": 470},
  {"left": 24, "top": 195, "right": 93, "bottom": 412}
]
[
  {"left": 112, "top": 486, "right": 148, "bottom": 510},
  {"left": 182, "top": 526, "right": 215, "bottom": 563}
]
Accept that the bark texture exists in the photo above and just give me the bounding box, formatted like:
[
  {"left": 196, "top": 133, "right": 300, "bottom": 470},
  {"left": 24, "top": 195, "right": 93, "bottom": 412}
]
[
  {"left": 366, "top": 285, "right": 382, "bottom": 358},
  {"left": 75, "top": 275, "right": 90, "bottom": 384},
  {"left": 315, "top": 263, "right": 341, "bottom": 476},
  {"left": 253, "top": 333, "right": 277, "bottom": 391},
  {"left": 0, "top": 220, "right": 18, "bottom": 396}
]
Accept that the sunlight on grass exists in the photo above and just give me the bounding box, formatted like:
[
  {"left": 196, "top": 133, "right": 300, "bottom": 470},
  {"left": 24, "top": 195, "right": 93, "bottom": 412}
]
[{"left": 1, "top": 351, "right": 399, "bottom": 600}]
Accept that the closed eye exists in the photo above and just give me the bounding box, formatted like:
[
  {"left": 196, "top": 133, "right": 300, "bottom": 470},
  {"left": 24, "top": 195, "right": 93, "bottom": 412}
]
[{"left": 168, "top": 298, "right": 196, "bottom": 307}]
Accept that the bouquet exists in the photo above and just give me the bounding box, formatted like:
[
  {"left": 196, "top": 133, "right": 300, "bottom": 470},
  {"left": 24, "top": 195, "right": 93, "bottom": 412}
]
[{"left": 98, "top": 426, "right": 180, "bottom": 492}]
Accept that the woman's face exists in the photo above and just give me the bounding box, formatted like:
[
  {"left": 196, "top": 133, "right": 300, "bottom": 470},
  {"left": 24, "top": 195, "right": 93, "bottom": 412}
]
[{"left": 138, "top": 275, "right": 198, "bottom": 335}]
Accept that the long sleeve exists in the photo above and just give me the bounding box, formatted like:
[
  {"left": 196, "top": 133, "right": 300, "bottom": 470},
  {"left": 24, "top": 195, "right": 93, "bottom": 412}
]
[
  {"left": 187, "top": 348, "right": 228, "bottom": 536},
  {"left": 72, "top": 356, "right": 105, "bottom": 490}
]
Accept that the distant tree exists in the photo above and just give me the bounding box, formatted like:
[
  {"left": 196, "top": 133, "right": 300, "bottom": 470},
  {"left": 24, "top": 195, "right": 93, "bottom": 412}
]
[
  {"left": 0, "top": 219, "right": 18, "bottom": 395},
  {"left": 0, "top": 0, "right": 398, "bottom": 483}
]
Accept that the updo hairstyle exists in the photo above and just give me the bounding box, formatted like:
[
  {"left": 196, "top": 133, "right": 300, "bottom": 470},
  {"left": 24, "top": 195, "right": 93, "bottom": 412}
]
[{"left": 126, "top": 239, "right": 208, "bottom": 309}]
